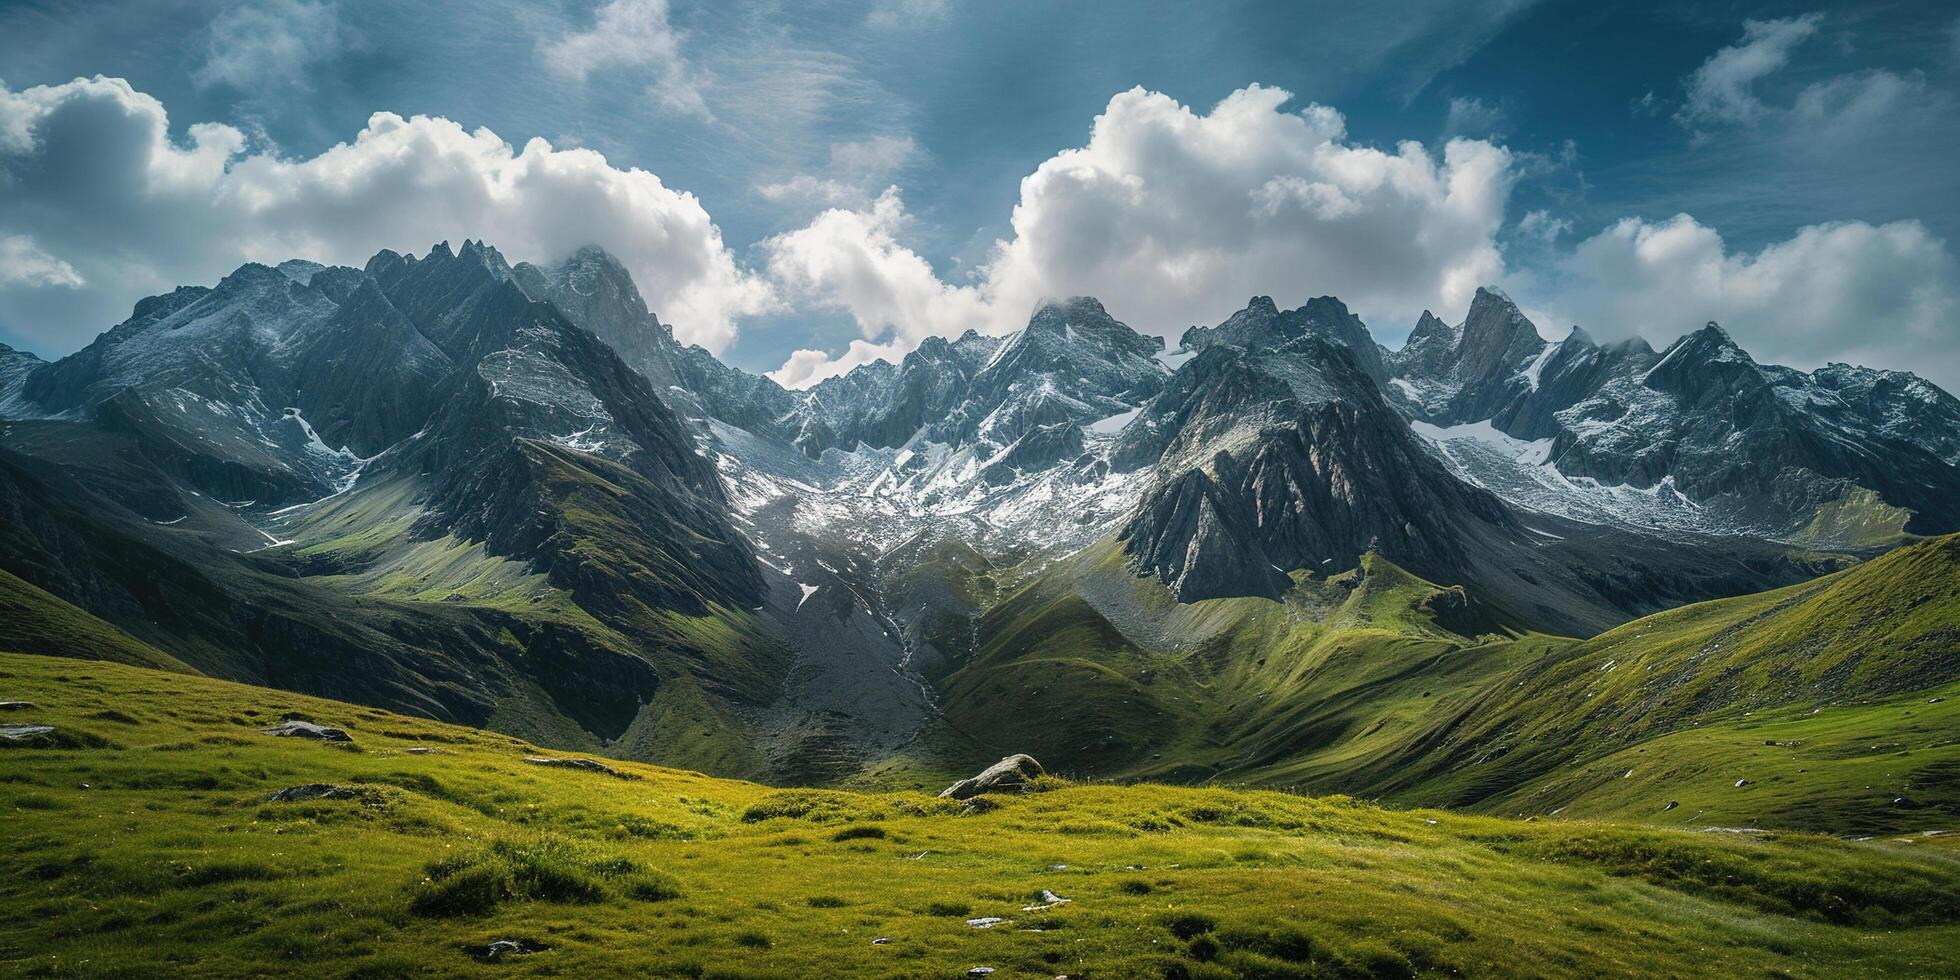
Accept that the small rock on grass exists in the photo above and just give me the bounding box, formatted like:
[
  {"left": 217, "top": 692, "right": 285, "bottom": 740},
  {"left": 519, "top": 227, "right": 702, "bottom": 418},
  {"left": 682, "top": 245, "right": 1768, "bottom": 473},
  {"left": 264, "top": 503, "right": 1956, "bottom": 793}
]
[
  {"left": 266, "top": 783, "right": 359, "bottom": 803},
  {"left": 967, "top": 969, "right": 995, "bottom": 977},
  {"left": 261, "top": 720, "right": 352, "bottom": 743},
  {"left": 523, "top": 756, "right": 640, "bottom": 780},
  {"left": 460, "top": 939, "right": 549, "bottom": 961},
  {"left": 965, "top": 917, "right": 1008, "bottom": 929},
  {"left": 871, "top": 937, "right": 892, "bottom": 945},
  {"left": 0, "top": 701, "right": 34, "bottom": 711},
  {"left": 0, "top": 725, "right": 56, "bottom": 745}
]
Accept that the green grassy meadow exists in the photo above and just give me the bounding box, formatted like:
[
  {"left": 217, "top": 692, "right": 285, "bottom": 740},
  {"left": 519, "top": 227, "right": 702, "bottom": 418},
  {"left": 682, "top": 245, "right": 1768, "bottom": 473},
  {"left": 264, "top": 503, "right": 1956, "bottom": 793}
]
[{"left": 2, "top": 652, "right": 1957, "bottom": 978}]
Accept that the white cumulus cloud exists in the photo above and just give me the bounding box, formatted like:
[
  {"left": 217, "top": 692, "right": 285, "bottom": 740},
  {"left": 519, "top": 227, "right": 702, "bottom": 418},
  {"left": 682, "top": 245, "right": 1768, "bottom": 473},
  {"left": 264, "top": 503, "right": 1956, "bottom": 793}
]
[
  {"left": 0, "top": 75, "right": 771, "bottom": 354},
  {"left": 1540, "top": 214, "right": 1960, "bottom": 386},
  {"left": 762, "top": 188, "right": 991, "bottom": 387}
]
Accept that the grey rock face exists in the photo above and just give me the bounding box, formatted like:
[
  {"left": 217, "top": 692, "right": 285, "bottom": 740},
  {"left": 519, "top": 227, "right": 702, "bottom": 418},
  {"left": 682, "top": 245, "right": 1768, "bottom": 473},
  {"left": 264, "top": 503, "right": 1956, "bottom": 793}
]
[
  {"left": 512, "top": 246, "right": 798, "bottom": 437},
  {"left": 791, "top": 297, "right": 1163, "bottom": 461},
  {"left": 1120, "top": 336, "right": 1514, "bottom": 601},
  {"left": 362, "top": 242, "right": 766, "bottom": 615},
  {"left": 939, "top": 753, "right": 1045, "bottom": 799}
]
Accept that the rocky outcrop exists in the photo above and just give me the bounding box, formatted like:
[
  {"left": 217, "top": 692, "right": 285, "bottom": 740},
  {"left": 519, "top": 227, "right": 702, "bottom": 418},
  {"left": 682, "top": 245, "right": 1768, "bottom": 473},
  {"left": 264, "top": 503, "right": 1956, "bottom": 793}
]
[
  {"left": 0, "top": 724, "right": 56, "bottom": 745},
  {"left": 266, "top": 783, "right": 360, "bottom": 802},
  {"left": 524, "top": 755, "right": 640, "bottom": 779},
  {"left": 939, "top": 754, "right": 1045, "bottom": 799},
  {"left": 261, "top": 720, "right": 352, "bottom": 742}
]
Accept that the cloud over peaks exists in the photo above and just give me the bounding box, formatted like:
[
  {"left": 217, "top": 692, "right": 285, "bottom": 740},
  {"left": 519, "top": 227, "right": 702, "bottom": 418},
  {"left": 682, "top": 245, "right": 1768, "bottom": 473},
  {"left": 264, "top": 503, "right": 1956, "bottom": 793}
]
[
  {"left": 764, "top": 84, "right": 1519, "bottom": 384},
  {"left": 0, "top": 76, "right": 770, "bottom": 354},
  {"left": 1543, "top": 214, "right": 1960, "bottom": 385}
]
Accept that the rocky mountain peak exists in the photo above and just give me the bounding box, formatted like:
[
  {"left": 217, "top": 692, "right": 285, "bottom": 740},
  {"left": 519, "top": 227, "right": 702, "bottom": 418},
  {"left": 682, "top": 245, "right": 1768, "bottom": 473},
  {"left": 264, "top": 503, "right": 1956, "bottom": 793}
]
[
  {"left": 513, "top": 246, "right": 674, "bottom": 353},
  {"left": 1409, "top": 309, "right": 1454, "bottom": 344},
  {"left": 1030, "top": 294, "right": 1113, "bottom": 321},
  {"left": 1180, "top": 294, "right": 1389, "bottom": 382},
  {"left": 988, "top": 296, "right": 1164, "bottom": 372},
  {"left": 1458, "top": 288, "right": 1544, "bottom": 371},
  {"left": 456, "top": 239, "right": 515, "bottom": 281},
  {"left": 1642, "top": 321, "right": 1759, "bottom": 397}
]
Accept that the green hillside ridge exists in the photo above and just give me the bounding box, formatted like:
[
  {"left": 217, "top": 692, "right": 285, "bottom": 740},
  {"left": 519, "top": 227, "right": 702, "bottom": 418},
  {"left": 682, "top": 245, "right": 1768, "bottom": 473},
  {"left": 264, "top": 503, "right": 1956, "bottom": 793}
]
[
  {"left": 0, "top": 566, "right": 192, "bottom": 673},
  {"left": 929, "top": 534, "right": 1960, "bottom": 836},
  {"left": 1371, "top": 532, "right": 1960, "bottom": 827},
  {"left": 2, "top": 652, "right": 1957, "bottom": 977}
]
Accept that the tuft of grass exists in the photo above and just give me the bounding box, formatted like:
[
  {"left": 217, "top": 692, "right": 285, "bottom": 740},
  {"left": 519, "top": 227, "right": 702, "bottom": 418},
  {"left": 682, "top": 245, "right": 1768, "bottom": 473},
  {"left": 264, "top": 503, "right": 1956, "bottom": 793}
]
[
  {"left": 830, "top": 824, "right": 886, "bottom": 842},
  {"left": 409, "top": 863, "right": 511, "bottom": 918}
]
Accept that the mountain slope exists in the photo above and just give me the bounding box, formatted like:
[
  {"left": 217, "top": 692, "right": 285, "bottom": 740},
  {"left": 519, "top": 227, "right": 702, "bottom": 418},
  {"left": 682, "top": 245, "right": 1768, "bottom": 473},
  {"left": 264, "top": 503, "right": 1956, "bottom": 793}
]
[
  {"left": 1111, "top": 331, "right": 1826, "bottom": 633},
  {"left": 920, "top": 528, "right": 1960, "bottom": 835},
  {"left": 1391, "top": 289, "right": 1960, "bottom": 542},
  {"left": 1369, "top": 532, "right": 1960, "bottom": 829},
  {"left": 0, "top": 564, "right": 191, "bottom": 673},
  {"left": 5, "top": 238, "right": 1952, "bottom": 799},
  {"left": 0, "top": 243, "right": 786, "bottom": 775}
]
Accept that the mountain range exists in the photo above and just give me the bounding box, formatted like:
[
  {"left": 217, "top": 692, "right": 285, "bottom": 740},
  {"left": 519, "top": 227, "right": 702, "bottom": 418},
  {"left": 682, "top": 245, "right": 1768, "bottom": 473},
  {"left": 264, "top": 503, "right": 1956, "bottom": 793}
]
[{"left": 4, "top": 239, "right": 1958, "bottom": 815}]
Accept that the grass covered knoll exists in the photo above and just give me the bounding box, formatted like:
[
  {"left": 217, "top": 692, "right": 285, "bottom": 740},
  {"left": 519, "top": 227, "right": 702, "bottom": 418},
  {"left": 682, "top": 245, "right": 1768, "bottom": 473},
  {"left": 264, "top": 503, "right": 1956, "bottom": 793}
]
[{"left": 3, "top": 653, "right": 1958, "bottom": 977}]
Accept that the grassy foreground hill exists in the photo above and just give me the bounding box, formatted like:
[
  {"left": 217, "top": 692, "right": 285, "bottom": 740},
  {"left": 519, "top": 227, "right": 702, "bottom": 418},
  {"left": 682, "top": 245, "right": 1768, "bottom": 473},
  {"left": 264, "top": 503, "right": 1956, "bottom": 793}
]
[{"left": 2, "top": 653, "right": 1958, "bottom": 978}]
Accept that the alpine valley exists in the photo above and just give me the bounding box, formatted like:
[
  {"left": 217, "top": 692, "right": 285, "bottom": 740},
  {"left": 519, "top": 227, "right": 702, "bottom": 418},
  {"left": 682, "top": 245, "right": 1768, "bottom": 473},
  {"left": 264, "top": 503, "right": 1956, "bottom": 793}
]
[
  {"left": 2, "top": 238, "right": 1956, "bottom": 801},
  {"left": 6, "top": 237, "right": 1960, "bottom": 974}
]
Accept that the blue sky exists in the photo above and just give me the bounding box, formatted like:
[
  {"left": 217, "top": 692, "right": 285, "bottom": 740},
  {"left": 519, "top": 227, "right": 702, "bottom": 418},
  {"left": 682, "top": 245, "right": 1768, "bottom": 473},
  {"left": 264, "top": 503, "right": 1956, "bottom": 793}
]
[{"left": 2, "top": 0, "right": 1957, "bottom": 387}]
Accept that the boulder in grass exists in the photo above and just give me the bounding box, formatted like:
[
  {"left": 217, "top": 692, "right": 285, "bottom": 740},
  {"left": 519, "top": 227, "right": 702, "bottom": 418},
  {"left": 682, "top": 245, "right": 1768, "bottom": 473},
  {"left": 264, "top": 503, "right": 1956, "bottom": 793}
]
[
  {"left": 266, "top": 783, "right": 360, "bottom": 803},
  {"left": 261, "top": 720, "right": 352, "bottom": 742},
  {"left": 524, "top": 756, "right": 639, "bottom": 780},
  {"left": 0, "top": 724, "right": 56, "bottom": 746},
  {"left": 461, "top": 939, "right": 549, "bottom": 961},
  {"left": 938, "top": 754, "right": 1043, "bottom": 800},
  {"left": 0, "top": 701, "right": 34, "bottom": 711}
]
